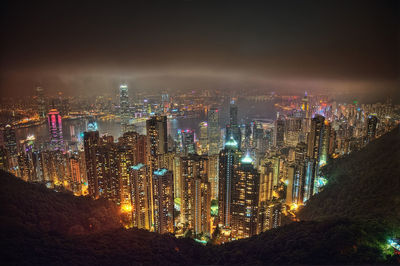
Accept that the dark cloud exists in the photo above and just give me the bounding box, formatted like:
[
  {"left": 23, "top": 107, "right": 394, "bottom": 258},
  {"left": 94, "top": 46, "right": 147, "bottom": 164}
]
[{"left": 1, "top": 0, "right": 399, "bottom": 97}]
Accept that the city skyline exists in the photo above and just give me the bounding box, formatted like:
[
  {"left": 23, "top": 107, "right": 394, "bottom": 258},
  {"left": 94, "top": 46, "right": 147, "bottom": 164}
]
[{"left": 1, "top": 1, "right": 400, "bottom": 264}]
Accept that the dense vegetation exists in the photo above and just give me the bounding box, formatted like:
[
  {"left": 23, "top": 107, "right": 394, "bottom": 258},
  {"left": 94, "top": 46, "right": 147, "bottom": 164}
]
[
  {"left": 1, "top": 127, "right": 399, "bottom": 265},
  {"left": 299, "top": 126, "right": 400, "bottom": 224}
]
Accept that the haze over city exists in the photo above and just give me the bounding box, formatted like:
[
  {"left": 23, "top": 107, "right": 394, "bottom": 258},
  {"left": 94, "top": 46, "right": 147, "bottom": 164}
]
[{"left": 1, "top": 1, "right": 399, "bottom": 100}]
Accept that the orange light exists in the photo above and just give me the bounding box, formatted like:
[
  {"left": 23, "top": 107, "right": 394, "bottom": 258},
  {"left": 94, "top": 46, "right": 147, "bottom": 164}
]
[{"left": 121, "top": 204, "right": 132, "bottom": 213}]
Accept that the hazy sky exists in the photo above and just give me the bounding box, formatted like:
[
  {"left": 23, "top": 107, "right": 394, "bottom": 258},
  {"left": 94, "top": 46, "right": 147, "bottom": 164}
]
[{"left": 1, "top": 0, "right": 399, "bottom": 98}]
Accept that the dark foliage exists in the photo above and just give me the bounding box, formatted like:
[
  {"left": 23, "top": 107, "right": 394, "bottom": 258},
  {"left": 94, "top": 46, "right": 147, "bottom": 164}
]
[{"left": 299, "top": 126, "right": 400, "bottom": 225}]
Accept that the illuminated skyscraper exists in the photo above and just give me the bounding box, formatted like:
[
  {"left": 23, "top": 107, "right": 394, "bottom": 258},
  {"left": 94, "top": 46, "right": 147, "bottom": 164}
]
[
  {"left": 207, "top": 154, "right": 219, "bottom": 200},
  {"left": 96, "top": 136, "right": 120, "bottom": 202},
  {"left": 226, "top": 100, "right": 241, "bottom": 148},
  {"left": 69, "top": 156, "right": 83, "bottom": 193},
  {"left": 152, "top": 168, "right": 174, "bottom": 234},
  {"left": 307, "top": 115, "right": 325, "bottom": 161},
  {"left": 273, "top": 115, "right": 285, "bottom": 148},
  {"left": 198, "top": 122, "right": 208, "bottom": 155},
  {"left": 218, "top": 136, "right": 240, "bottom": 227},
  {"left": 146, "top": 115, "right": 168, "bottom": 171},
  {"left": 83, "top": 131, "right": 100, "bottom": 198},
  {"left": 301, "top": 92, "right": 310, "bottom": 119},
  {"left": 181, "top": 129, "right": 196, "bottom": 155},
  {"left": 319, "top": 120, "right": 331, "bottom": 167},
  {"left": 3, "top": 125, "right": 17, "bottom": 156},
  {"left": 35, "top": 86, "right": 47, "bottom": 118},
  {"left": 307, "top": 114, "right": 325, "bottom": 196},
  {"left": 119, "top": 131, "right": 148, "bottom": 165},
  {"left": 119, "top": 84, "right": 130, "bottom": 134},
  {"left": 179, "top": 154, "right": 209, "bottom": 233},
  {"left": 208, "top": 107, "right": 220, "bottom": 155},
  {"left": 117, "top": 141, "right": 135, "bottom": 208},
  {"left": 231, "top": 153, "right": 259, "bottom": 239},
  {"left": 367, "top": 114, "right": 378, "bottom": 142},
  {"left": 47, "top": 109, "right": 64, "bottom": 151},
  {"left": 193, "top": 175, "right": 211, "bottom": 235},
  {"left": 130, "top": 163, "right": 152, "bottom": 230}
]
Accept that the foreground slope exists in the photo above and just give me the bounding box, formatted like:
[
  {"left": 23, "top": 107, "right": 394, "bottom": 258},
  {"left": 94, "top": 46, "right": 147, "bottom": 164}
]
[{"left": 299, "top": 126, "right": 400, "bottom": 224}]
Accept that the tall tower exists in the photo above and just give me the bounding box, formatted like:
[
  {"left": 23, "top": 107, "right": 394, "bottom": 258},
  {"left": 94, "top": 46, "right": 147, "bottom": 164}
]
[
  {"left": 218, "top": 136, "right": 240, "bottom": 227},
  {"left": 181, "top": 129, "right": 196, "bottom": 155},
  {"left": 3, "top": 125, "right": 17, "bottom": 156},
  {"left": 152, "top": 168, "right": 174, "bottom": 234},
  {"left": 47, "top": 109, "right": 64, "bottom": 151},
  {"left": 35, "top": 86, "right": 46, "bottom": 118},
  {"left": 227, "top": 100, "right": 241, "bottom": 148},
  {"left": 179, "top": 154, "right": 209, "bottom": 234},
  {"left": 198, "top": 122, "right": 208, "bottom": 155},
  {"left": 208, "top": 107, "right": 220, "bottom": 155},
  {"left": 231, "top": 153, "right": 259, "bottom": 239},
  {"left": 130, "top": 163, "right": 152, "bottom": 230},
  {"left": 273, "top": 116, "right": 285, "bottom": 148},
  {"left": 146, "top": 115, "right": 168, "bottom": 172},
  {"left": 119, "top": 84, "right": 130, "bottom": 134},
  {"left": 367, "top": 115, "right": 378, "bottom": 142},
  {"left": 83, "top": 131, "right": 100, "bottom": 198},
  {"left": 307, "top": 114, "right": 325, "bottom": 196}
]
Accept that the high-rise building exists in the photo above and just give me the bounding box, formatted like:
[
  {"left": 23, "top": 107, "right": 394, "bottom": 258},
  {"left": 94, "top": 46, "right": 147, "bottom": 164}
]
[
  {"left": 146, "top": 116, "right": 168, "bottom": 172},
  {"left": 117, "top": 142, "right": 135, "bottom": 208},
  {"left": 208, "top": 107, "right": 220, "bottom": 155},
  {"left": 258, "top": 202, "right": 282, "bottom": 233},
  {"left": 273, "top": 116, "right": 285, "bottom": 148},
  {"left": 84, "top": 131, "right": 100, "bottom": 198},
  {"left": 179, "top": 154, "right": 209, "bottom": 234},
  {"left": 181, "top": 129, "right": 196, "bottom": 155},
  {"left": 198, "top": 122, "right": 208, "bottom": 155},
  {"left": 226, "top": 100, "right": 241, "bottom": 148},
  {"left": 231, "top": 153, "right": 259, "bottom": 239},
  {"left": 285, "top": 117, "right": 302, "bottom": 147},
  {"left": 96, "top": 136, "right": 120, "bottom": 202},
  {"left": 130, "top": 163, "right": 152, "bottom": 230},
  {"left": 367, "top": 114, "right": 378, "bottom": 142},
  {"left": 119, "top": 84, "right": 130, "bottom": 134},
  {"left": 152, "top": 168, "right": 174, "bottom": 234},
  {"left": 192, "top": 175, "right": 211, "bottom": 235},
  {"left": 301, "top": 92, "right": 310, "bottom": 119},
  {"left": 69, "top": 156, "right": 83, "bottom": 193},
  {"left": 218, "top": 136, "right": 240, "bottom": 227},
  {"left": 319, "top": 120, "right": 331, "bottom": 167},
  {"left": 47, "top": 109, "right": 64, "bottom": 151},
  {"left": 307, "top": 115, "right": 325, "bottom": 160},
  {"left": 307, "top": 114, "right": 325, "bottom": 196},
  {"left": 207, "top": 154, "right": 219, "bottom": 200},
  {"left": 35, "top": 86, "right": 47, "bottom": 118},
  {"left": 3, "top": 125, "right": 17, "bottom": 156}
]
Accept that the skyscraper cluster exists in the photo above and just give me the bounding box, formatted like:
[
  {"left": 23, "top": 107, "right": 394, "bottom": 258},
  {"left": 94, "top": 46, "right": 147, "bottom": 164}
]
[{"left": 1, "top": 86, "right": 398, "bottom": 243}]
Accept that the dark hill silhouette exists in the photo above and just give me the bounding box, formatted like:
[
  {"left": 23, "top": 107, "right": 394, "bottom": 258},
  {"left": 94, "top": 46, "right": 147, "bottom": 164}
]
[
  {"left": 1, "top": 127, "right": 399, "bottom": 265},
  {"left": 299, "top": 126, "right": 400, "bottom": 224}
]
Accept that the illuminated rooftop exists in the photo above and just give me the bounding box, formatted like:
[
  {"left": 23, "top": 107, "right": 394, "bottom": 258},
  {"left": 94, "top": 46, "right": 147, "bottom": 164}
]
[
  {"left": 225, "top": 136, "right": 238, "bottom": 148},
  {"left": 153, "top": 168, "right": 168, "bottom": 176},
  {"left": 131, "top": 163, "right": 145, "bottom": 170},
  {"left": 241, "top": 153, "right": 253, "bottom": 164}
]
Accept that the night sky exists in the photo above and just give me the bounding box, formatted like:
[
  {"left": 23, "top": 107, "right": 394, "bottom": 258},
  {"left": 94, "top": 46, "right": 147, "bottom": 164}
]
[{"left": 1, "top": 0, "right": 399, "bottom": 98}]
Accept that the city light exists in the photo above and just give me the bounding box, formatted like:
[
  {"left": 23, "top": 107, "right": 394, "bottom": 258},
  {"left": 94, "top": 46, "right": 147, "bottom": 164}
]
[{"left": 121, "top": 204, "right": 132, "bottom": 213}]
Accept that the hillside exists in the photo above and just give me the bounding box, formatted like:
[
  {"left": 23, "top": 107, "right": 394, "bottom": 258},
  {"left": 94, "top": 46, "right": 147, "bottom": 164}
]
[
  {"left": 0, "top": 170, "right": 121, "bottom": 235},
  {"left": 299, "top": 126, "right": 400, "bottom": 224},
  {"left": 1, "top": 127, "right": 400, "bottom": 265}
]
